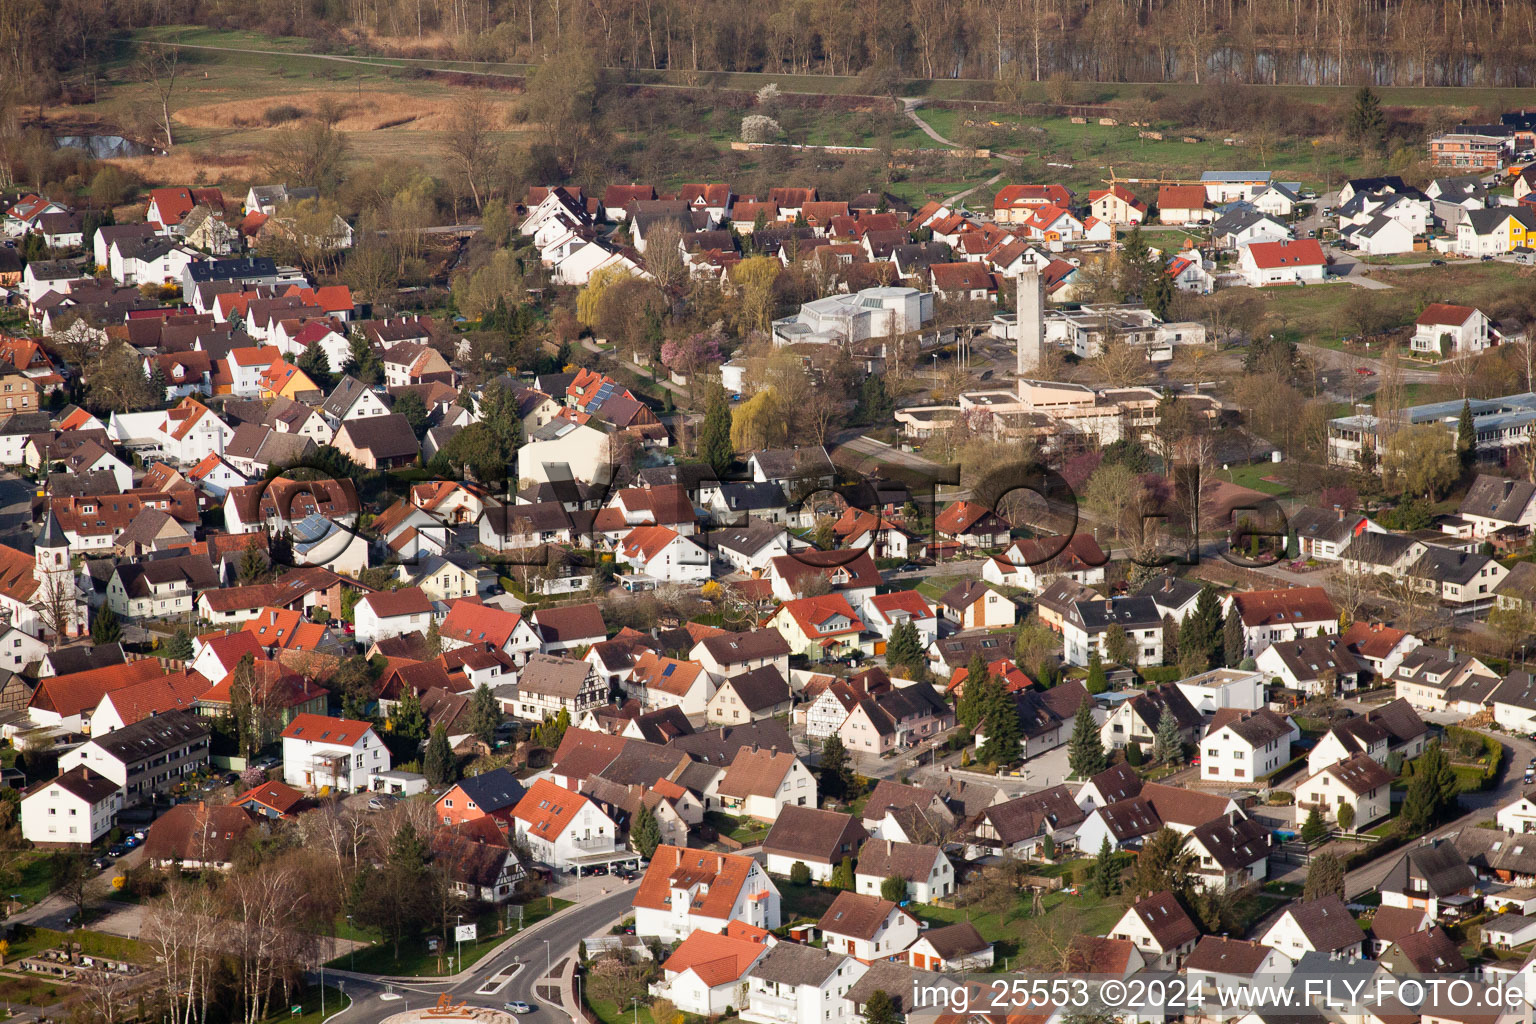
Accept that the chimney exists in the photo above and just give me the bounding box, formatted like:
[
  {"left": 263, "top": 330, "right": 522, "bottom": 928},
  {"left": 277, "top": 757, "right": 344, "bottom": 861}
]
[{"left": 1016, "top": 264, "right": 1043, "bottom": 379}]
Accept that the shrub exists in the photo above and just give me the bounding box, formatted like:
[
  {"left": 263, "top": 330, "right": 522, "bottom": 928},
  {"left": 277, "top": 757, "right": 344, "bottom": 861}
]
[
  {"left": 740, "top": 114, "right": 783, "bottom": 143},
  {"left": 790, "top": 862, "right": 811, "bottom": 885},
  {"left": 263, "top": 104, "right": 305, "bottom": 125}
]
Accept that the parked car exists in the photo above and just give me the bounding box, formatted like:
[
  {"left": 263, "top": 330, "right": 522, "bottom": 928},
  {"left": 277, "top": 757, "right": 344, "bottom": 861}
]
[
  {"left": 504, "top": 1003, "right": 533, "bottom": 1015},
  {"left": 1482, "top": 254, "right": 1495, "bottom": 261},
  {"left": 106, "top": 845, "right": 127, "bottom": 859},
  {"left": 1430, "top": 259, "right": 1446, "bottom": 266},
  {"left": 368, "top": 797, "right": 388, "bottom": 811},
  {"left": 1355, "top": 367, "right": 1376, "bottom": 376}
]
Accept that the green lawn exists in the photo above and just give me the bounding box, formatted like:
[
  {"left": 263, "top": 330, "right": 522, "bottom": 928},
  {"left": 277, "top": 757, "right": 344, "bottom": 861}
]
[
  {"left": 1220, "top": 463, "right": 1292, "bottom": 496},
  {"left": 778, "top": 881, "right": 840, "bottom": 924},
  {"left": 3, "top": 925, "right": 148, "bottom": 964},
  {"left": 261, "top": 986, "right": 351, "bottom": 1024},
  {"left": 909, "top": 887, "right": 1129, "bottom": 965},
  {"left": 12, "top": 851, "right": 58, "bottom": 907},
  {"left": 326, "top": 899, "right": 573, "bottom": 977},
  {"left": 588, "top": 994, "right": 660, "bottom": 1024},
  {"left": 0, "top": 972, "right": 70, "bottom": 1007},
  {"left": 915, "top": 575, "right": 970, "bottom": 601}
]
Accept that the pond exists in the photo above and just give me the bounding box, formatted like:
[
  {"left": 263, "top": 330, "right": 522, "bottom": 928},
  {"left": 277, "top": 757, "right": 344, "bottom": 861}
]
[{"left": 53, "top": 134, "right": 158, "bottom": 158}]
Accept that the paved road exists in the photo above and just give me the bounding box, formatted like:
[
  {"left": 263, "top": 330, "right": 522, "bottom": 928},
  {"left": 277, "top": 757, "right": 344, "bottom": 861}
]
[
  {"left": 1344, "top": 726, "right": 1536, "bottom": 899},
  {"left": 0, "top": 472, "right": 34, "bottom": 553},
  {"left": 1300, "top": 342, "right": 1443, "bottom": 384},
  {"left": 323, "top": 881, "right": 639, "bottom": 1024}
]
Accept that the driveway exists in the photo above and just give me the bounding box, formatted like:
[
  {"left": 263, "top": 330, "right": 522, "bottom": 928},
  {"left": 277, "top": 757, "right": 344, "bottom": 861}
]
[{"left": 0, "top": 471, "right": 34, "bottom": 553}]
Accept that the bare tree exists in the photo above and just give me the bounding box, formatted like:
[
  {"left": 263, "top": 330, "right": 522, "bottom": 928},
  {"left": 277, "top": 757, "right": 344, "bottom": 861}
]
[
  {"left": 443, "top": 92, "right": 501, "bottom": 213},
  {"left": 643, "top": 221, "right": 687, "bottom": 293},
  {"left": 135, "top": 45, "right": 180, "bottom": 149}
]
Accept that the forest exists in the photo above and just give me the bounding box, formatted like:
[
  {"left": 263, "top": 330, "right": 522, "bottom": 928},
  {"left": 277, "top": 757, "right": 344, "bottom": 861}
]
[{"left": 11, "top": 0, "right": 1536, "bottom": 111}]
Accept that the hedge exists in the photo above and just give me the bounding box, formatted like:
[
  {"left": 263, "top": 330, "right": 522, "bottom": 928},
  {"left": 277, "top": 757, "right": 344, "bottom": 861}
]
[{"left": 1139, "top": 667, "right": 1183, "bottom": 685}]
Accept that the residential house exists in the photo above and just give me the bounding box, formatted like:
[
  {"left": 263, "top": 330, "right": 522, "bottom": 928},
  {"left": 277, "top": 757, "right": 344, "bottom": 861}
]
[
  {"left": 904, "top": 922, "right": 995, "bottom": 971},
  {"left": 280, "top": 713, "right": 389, "bottom": 792},
  {"left": 691, "top": 630, "right": 792, "bottom": 682},
  {"left": 1062, "top": 596, "right": 1163, "bottom": 667},
  {"left": 633, "top": 845, "right": 782, "bottom": 941},
  {"left": 1289, "top": 506, "right": 1385, "bottom": 561},
  {"left": 1458, "top": 474, "right": 1536, "bottom": 539},
  {"left": 1098, "top": 685, "right": 1203, "bottom": 753},
  {"left": 1412, "top": 303, "right": 1494, "bottom": 356},
  {"left": 1157, "top": 185, "right": 1209, "bottom": 225},
  {"left": 1184, "top": 812, "right": 1271, "bottom": 892},
  {"left": 511, "top": 778, "right": 619, "bottom": 870},
  {"left": 616, "top": 525, "right": 710, "bottom": 583},
  {"left": 1107, "top": 891, "right": 1200, "bottom": 970},
  {"left": 705, "top": 667, "right": 793, "bottom": 725},
  {"left": 854, "top": 839, "right": 953, "bottom": 903},
  {"left": 58, "top": 710, "right": 210, "bottom": 807},
  {"left": 939, "top": 580, "right": 1017, "bottom": 632},
  {"left": 143, "top": 803, "right": 257, "bottom": 872},
  {"left": 1255, "top": 637, "right": 1364, "bottom": 696},
  {"left": 1227, "top": 587, "right": 1338, "bottom": 657},
  {"left": 766, "top": 595, "right": 866, "bottom": 661},
  {"left": 1294, "top": 751, "right": 1393, "bottom": 827},
  {"left": 1200, "top": 709, "right": 1298, "bottom": 784},
  {"left": 353, "top": 588, "right": 433, "bottom": 647},
  {"left": 332, "top": 414, "right": 419, "bottom": 470},
  {"left": 1259, "top": 894, "right": 1367, "bottom": 962},
  {"left": 20, "top": 766, "right": 122, "bottom": 848},
  {"left": 933, "top": 501, "right": 1010, "bottom": 550},
  {"left": 1237, "top": 239, "right": 1328, "bottom": 286},
  {"left": 650, "top": 929, "right": 772, "bottom": 1017},
  {"left": 983, "top": 535, "right": 1108, "bottom": 592},
  {"left": 510, "top": 653, "right": 606, "bottom": 722},
  {"left": 716, "top": 747, "right": 817, "bottom": 821},
  {"left": 763, "top": 806, "right": 867, "bottom": 882},
  {"left": 838, "top": 684, "right": 954, "bottom": 756},
  {"left": 433, "top": 767, "right": 528, "bottom": 829},
  {"left": 817, "top": 891, "right": 920, "bottom": 964},
  {"left": 1379, "top": 841, "right": 1478, "bottom": 919},
  {"left": 625, "top": 651, "right": 718, "bottom": 717},
  {"left": 740, "top": 942, "right": 866, "bottom": 1024}
]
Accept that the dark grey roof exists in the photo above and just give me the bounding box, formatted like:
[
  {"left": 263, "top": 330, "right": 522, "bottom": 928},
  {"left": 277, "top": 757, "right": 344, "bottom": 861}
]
[
  {"left": 712, "top": 481, "right": 788, "bottom": 512},
  {"left": 87, "top": 709, "right": 207, "bottom": 764},
  {"left": 339, "top": 412, "right": 418, "bottom": 460},
  {"left": 751, "top": 447, "right": 833, "bottom": 481},
  {"left": 185, "top": 256, "right": 277, "bottom": 283},
  {"left": 1280, "top": 894, "right": 1365, "bottom": 951},
  {"left": 1070, "top": 595, "right": 1162, "bottom": 632},
  {"left": 321, "top": 376, "right": 376, "bottom": 418},
  {"left": 669, "top": 719, "right": 793, "bottom": 765},
  {"left": 1491, "top": 670, "right": 1536, "bottom": 711},
  {"left": 1410, "top": 546, "right": 1496, "bottom": 586},
  {"left": 708, "top": 518, "right": 786, "bottom": 556},
  {"left": 46, "top": 765, "right": 120, "bottom": 804},
  {"left": 1382, "top": 840, "right": 1476, "bottom": 899},
  {"left": 720, "top": 665, "right": 791, "bottom": 711},
  {"left": 747, "top": 941, "right": 849, "bottom": 987},
  {"left": 1459, "top": 474, "right": 1536, "bottom": 524},
  {"left": 1288, "top": 507, "right": 1362, "bottom": 546},
  {"left": 1345, "top": 532, "right": 1421, "bottom": 568},
  {"left": 1265, "top": 637, "right": 1362, "bottom": 683},
  {"left": 698, "top": 630, "right": 791, "bottom": 665},
  {"left": 1188, "top": 813, "right": 1271, "bottom": 870},
  {"left": 453, "top": 767, "right": 527, "bottom": 813},
  {"left": 45, "top": 643, "right": 125, "bottom": 676}
]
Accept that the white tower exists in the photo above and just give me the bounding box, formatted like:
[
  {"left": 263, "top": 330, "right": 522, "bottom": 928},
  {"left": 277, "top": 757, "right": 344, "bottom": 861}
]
[
  {"left": 1017, "top": 263, "right": 1043, "bottom": 380},
  {"left": 34, "top": 510, "right": 68, "bottom": 586}
]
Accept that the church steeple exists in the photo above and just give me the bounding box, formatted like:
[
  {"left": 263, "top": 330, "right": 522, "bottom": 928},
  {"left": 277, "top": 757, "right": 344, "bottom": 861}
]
[{"left": 34, "top": 510, "right": 67, "bottom": 584}]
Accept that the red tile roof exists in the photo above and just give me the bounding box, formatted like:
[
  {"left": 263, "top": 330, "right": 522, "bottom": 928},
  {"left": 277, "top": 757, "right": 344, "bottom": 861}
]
[
  {"left": 280, "top": 712, "right": 374, "bottom": 745},
  {"left": 30, "top": 660, "right": 166, "bottom": 718},
  {"left": 634, "top": 845, "right": 767, "bottom": 920},
  {"left": 512, "top": 778, "right": 592, "bottom": 842},
  {"left": 661, "top": 929, "right": 766, "bottom": 985},
  {"left": 994, "top": 184, "right": 1072, "bottom": 209},
  {"left": 1245, "top": 238, "right": 1325, "bottom": 269},
  {"left": 1230, "top": 586, "right": 1337, "bottom": 627},
  {"left": 1416, "top": 302, "right": 1479, "bottom": 327}
]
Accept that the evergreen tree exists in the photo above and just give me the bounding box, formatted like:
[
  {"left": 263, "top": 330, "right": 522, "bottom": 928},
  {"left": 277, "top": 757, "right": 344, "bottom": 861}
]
[
  {"left": 1103, "top": 625, "right": 1133, "bottom": 666},
  {"left": 466, "top": 683, "right": 502, "bottom": 744},
  {"left": 976, "top": 672, "right": 1021, "bottom": 766},
  {"left": 1125, "top": 740, "right": 1143, "bottom": 767},
  {"left": 699, "top": 387, "right": 735, "bottom": 477},
  {"left": 863, "top": 991, "right": 898, "bottom": 1024},
  {"left": 1336, "top": 802, "right": 1355, "bottom": 832},
  {"left": 423, "top": 724, "right": 456, "bottom": 786},
  {"left": 1300, "top": 806, "right": 1328, "bottom": 844},
  {"left": 90, "top": 604, "right": 121, "bottom": 645},
  {"left": 1457, "top": 399, "right": 1475, "bottom": 470},
  {"left": 820, "top": 734, "right": 855, "bottom": 800},
  {"left": 631, "top": 803, "right": 662, "bottom": 858},
  {"left": 164, "top": 627, "right": 194, "bottom": 661},
  {"left": 457, "top": 384, "right": 477, "bottom": 414},
  {"left": 1119, "top": 224, "right": 1156, "bottom": 300},
  {"left": 886, "top": 621, "right": 923, "bottom": 674},
  {"left": 1179, "top": 586, "right": 1223, "bottom": 673},
  {"left": 1402, "top": 740, "right": 1459, "bottom": 830},
  {"left": 1222, "top": 608, "right": 1244, "bottom": 667},
  {"left": 1131, "top": 827, "right": 1194, "bottom": 901},
  {"left": 1094, "top": 835, "right": 1118, "bottom": 898},
  {"left": 238, "top": 536, "right": 267, "bottom": 584},
  {"left": 956, "top": 653, "right": 993, "bottom": 729},
  {"left": 297, "top": 343, "right": 333, "bottom": 392},
  {"left": 390, "top": 690, "right": 429, "bottom": 743},
  {"left": 1153, "top": 708, "right": 1182, "bottom": 764},
  {"left": 1345, "top": 86, "right": 1387, "bottom": 148},
  {"left": 880, "top": 876, "right": 907, "bottom": 902},
  {"left": 1303, "top": 852, "right": 1345, "bottom": 901},
  {"left": 1144, "top": 262, "right": 1174, "bottom": 319},
  {"left": 1085, "top": 653, "right": 1108, "bottom": 694},
  {"left": 1161, "top": 613, "right": 1179, "bottom": 668},
  {"left": 830, "top": 856, "right": 855, "bottom": 890},
  {"left": 1068, "top": 700, "right": 1106, "bottom": 779},
  {"left": 424, "top": 618, "right": 443, "bottom": 658}
]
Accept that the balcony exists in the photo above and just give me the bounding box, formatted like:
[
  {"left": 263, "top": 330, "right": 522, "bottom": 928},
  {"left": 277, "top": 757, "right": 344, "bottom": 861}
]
[
  {"left": 571, "top": 836, "right": 612, "bottom": 851},
  {"left": 743, "top": 992, "right": 798, "bottom": 1024}
]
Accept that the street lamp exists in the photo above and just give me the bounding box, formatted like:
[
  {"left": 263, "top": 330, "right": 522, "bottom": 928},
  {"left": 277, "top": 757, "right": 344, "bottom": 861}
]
[
  {"left": 455, "top": 913, "right": 464, "bottom": 976},
  {"left": 632, "top": 996, "right": 640, "bottom": 1024},
  {"left": 346, "top": 914, "right": 355, "bottom": 971},
  {"left": 544, "top": 939, "right": 552, "bottom": 977}
]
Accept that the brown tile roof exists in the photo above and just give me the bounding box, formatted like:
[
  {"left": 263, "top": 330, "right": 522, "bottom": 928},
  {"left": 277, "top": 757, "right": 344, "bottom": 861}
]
[
  {"left": 1183, "top": 935, "right": 1275, "bottom": 974},
  {"left": 762, "top": 805, "right": 867, "bottom": 865},
  {"left": 531, "top": 603, "right": 607, "bottom": 644},
  {"left": 918, "top": 921, "right": 990, "bottom": 959},
  {"left": 1139, "top": 781, "right": 1236, "bottom": 828},
  {"left": 818, "top": 890, "right": 902, "bottom": 940},
  {"left": 1317, "top": 751, "right": 1394, "bottom": 795},
  {"left": 360, "top": 587, "right": 432, "bottom": 618},
  {"left": 1065, "top": 935, "right": 1140, "bottom": 974},
  {"left": 1281, "top": 894, "right": 1365, "bottom": 952},
  {"left": 1230, "top": 586, "right": 1337, "bottom": 627},
  {"left": 1128, "top": 891, "right": 1200, "bottom": 950},
  {"left": 1388, "top": 925, "right": 1467, "bottom": 973},
  {"left": 854, "top": 838, "right": 943, "bottom": 882},
  {"left": 144, "top": 802, "right": 256, "bottom": 865},
  {"left": 715, "top": 746, "right": 797, "bottom": 799}
]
